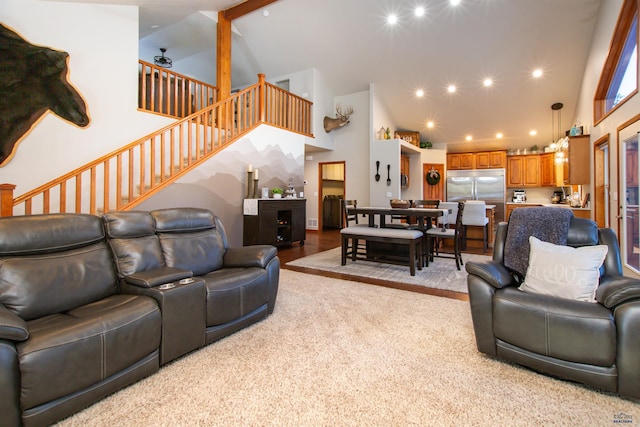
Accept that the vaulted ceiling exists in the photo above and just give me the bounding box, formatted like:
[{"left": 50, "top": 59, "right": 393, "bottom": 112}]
[{"left": 43, "top": 0, "right": 604, "bottom": 152}]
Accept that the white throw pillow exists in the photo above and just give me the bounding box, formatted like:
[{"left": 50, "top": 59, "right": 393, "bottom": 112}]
[{"left": 518, "top": 236, "right": 609, "bottom": 303}]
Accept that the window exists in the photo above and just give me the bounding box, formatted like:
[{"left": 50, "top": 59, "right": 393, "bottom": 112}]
[{"left": 595, "top": 0, "right": 639, "bottom": 124}]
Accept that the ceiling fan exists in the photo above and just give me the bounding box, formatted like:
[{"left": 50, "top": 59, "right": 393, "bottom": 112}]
[{"left": 154, "top": 48, "right": 172, "bottom": 69}]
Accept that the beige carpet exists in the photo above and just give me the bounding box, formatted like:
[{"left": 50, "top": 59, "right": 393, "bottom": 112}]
[
  {"left": 286, "top": 246, "right": 492, "bottom": 293},
  {"left": 59, "top": 270, "right": 638, "bottom": 426}
]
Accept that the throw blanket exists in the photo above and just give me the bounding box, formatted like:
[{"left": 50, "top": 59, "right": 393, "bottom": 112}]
[{"left": 503, "top": 207, "right": 573, "bottom": 279}]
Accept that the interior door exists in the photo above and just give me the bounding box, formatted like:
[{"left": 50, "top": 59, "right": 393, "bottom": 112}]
[{"left": 619, "top": 120, "right": 640, "bottom": 273}]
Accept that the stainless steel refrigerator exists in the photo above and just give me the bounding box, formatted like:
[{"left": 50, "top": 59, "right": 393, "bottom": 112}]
[{"left": 446, "top": 168, "right": 506, "bottom": 224}]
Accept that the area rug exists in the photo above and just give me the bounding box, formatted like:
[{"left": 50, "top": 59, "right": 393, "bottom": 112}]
[
  {"left": 59, "top": 270, "right": 638, "bottom": 426},
  {"left": 285, "top": 246, "right": 492, "bottom": 293}
]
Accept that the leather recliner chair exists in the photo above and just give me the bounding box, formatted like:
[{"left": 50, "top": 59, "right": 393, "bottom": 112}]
[{"left": 466, "top": 216, "right": 640, "bottom": 399}]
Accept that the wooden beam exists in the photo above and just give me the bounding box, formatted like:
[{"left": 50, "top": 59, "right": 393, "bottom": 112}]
[
  {"left": 223, "top": 0, "right": 279, "bottom": 21},
  {"left": 216, "top": 11, "right": 232, "bottom": 100}
]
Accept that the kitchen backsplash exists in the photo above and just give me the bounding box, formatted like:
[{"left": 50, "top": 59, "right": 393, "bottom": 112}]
[{"left": 507, "top": 187, "right": 570, "bottom": 204}]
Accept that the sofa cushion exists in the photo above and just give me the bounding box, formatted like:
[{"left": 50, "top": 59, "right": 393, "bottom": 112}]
[
  {"left": 0, "top": 214, "right": 104, "bottom": 256},
  {"left": 103, "top": 211, "right": 165, "bottom": 277},
  {"left": 519, "top": 236, "right": 608, "bottom": 302},
  {"left": 17, "top": 294, "right": 160, "bottom": 410},
  {"left": 201, "top": 268, "right": 270, "bottom": 326},
  {"left": 0, "top": 243, "right": 118, "bottom": 321},
  {"left": 493, "top": 287, "right": 616, "bottom": 367}
]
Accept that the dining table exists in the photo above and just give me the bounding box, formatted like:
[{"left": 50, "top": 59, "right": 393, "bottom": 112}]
[
  {"left": 347, "top": 206, "right": 449, "bottom": 231},
  {"left": 345, "top": 206, "right": 451, "bottom": 266}
]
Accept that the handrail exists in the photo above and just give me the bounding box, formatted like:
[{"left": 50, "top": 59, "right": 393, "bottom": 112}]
[
  {"left": 3, "top": 74, "right": 313, "bottom": 217},
  {"left": 138, "top": 60, "right": 219, "bottom": 118}
]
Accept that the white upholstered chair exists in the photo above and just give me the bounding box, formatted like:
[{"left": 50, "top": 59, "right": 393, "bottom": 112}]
[{"left": 461, "top": 200, "right": 489, "bottom": 252}]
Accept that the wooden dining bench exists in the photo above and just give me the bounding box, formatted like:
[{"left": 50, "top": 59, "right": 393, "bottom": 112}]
[{"left": 340, "top": 226, "right": 424, "bottom": 275}]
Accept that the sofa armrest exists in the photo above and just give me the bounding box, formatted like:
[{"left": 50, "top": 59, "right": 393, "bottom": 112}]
[
  {"left": 465, "top": 260, "right": 517, "bottom": 289},
  {"left": 0, "top": 305, "right": 28, "bottom": 342},
  {"left": 224, "top": 245, "right": 278, "bottom": 269},
  {"left": 596, "top": 275, "right": 640, "bottom": 308},
  {"left": 124, "top": 266, "right": 193, "bottom": 288}
]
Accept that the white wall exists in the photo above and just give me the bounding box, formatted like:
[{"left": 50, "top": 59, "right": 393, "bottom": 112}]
[
  {"left": 575, "top": 0, "right": 636, "bottom": 232},
  {"left": 1, "top": 0, "right": 174, "bottom": 193},
  {"left": 571, "top": 0, "right": 640, "bottom": 277},
  {"left": 265, "top": 67, "right": 334, "bottom": 150},
  {"left": 304, "top": 90, "right": 371, "bottom": 229},
  {"left": 137, "top": 125, "right": 305, "bottom": 247}
]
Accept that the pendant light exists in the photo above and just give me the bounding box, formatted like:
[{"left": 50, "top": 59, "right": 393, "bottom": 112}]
[{"left": 550, "top": 102, "right": 563, "bottom": 149}]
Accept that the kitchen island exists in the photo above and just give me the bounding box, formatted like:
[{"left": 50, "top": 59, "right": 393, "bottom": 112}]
[{"left": 505, "top": 202, "right": 591, "bottom": 220}]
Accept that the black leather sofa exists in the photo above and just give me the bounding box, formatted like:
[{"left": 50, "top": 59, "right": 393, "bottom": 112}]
[
  {"left": 466, "top": 216, "right": 640, "bottom": 399},
  {"left": 0, "top": 208, "right": 279, "bottom": 427}
]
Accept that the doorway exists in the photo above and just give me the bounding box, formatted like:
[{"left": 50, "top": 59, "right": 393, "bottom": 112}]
[
  {"left": 423, "top": 163, "right": 445, "bottom": 201},
  {"left": 318, "top": 161, "right": 346, "bottom": 230}
]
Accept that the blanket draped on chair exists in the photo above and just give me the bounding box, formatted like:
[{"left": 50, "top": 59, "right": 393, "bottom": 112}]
[{"left": 503, "top": 207, "right": 574, "bottom": 279}]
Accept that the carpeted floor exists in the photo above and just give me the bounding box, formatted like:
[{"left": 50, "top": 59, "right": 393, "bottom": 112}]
[
  {"left": 58, "top": 270, "right": 638, "bottom": 426},
  {"left": 286, "top": 246, "right": 492, "bottom": 293}
]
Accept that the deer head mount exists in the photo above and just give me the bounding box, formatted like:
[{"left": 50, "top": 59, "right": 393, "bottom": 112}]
[{"left": 323, "top": 103, "right": 353, "bottom": 133}]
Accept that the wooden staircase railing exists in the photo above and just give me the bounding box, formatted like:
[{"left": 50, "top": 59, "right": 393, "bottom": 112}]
[
  {"left": 138, "top": 60, "right": 219, "bottom": 118},
  {"left": 2, "top": 74, "right": 313, "bottom": 217}
]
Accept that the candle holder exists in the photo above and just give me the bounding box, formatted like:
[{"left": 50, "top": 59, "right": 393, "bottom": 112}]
[
  {"left": 252, "top": 178, "right": 259, "bottom": 199},
  {"left": 246, "top": 171, "right": 253, "bottom": 199}
]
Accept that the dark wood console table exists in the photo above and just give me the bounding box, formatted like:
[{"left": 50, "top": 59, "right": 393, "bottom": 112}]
[{"left": 243, "top": 198, "right": 306, "bottom": 247}]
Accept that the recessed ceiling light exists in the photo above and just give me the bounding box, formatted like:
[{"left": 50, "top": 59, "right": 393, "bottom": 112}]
[
  {"left": 496, "top": 132, "right": 503, "bottom": 139},
  {"left": 415, "top": 6, "right": 425, "bottom": 17},
  {"left": 532, "top": 68, "right": 543, "bottom": 78},
  {"left": 150, "top": 24, "right": 160, "bottom": 29},
  {"left": 262, "top": 10, "right": 270, "bottom": 17},
  {"left": 451, "top": 0, "right": 462, "bottom": 5},
  {"left": 427, "top": 121, "right": 435, "bottom": 128},
  {"left": 465, "top": 135, "right": 473, "bottom": 141},
  {"left": 529, "top": 130, "right": 537, "bottom": 136},
  {"left": 387, "top": 14, "right": 398, "bottom": 25},
  {"left": 416, "top": 89, "right": 424, "bottom": 97},
  {"left": 483, "top": 78, "right": 493, "bottom": 87},
  {"left": 447, "top": 85, "right": 456, "bottom": 93}
]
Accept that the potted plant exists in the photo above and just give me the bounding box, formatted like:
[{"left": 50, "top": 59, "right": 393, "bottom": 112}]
[{"left": 271, "top": 187, "right": 283, "bottom": 198}]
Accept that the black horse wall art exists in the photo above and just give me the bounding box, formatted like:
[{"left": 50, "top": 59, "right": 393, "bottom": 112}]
[{"left": 0, "top": 23, "right": 90, "bottom": 166}]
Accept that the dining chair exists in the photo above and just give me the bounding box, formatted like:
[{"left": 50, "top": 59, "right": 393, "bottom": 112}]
[
  {"left": 461, "top": 200, "right": 489, "bottom": 252},
  {"left": 425, "top": 201, "right": 465, "bottom": 270},
  {"left": 341, "top": 199, "right": 367, "bottom": 257},
  {"left": 411, "top": 199, "right": 440, "bottom": 228}
]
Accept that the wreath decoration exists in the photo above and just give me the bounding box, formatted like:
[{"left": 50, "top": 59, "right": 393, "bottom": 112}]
[{"left": 426, "top": 168, "right": 441, "bottom": 185}]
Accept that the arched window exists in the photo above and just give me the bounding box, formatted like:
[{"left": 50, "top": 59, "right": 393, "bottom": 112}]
[{"left": 594, "top": 0, "right": 638, "bottom": 124}]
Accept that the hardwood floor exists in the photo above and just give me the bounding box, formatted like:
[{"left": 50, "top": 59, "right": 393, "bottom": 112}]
[{"left": 277, "top": 228, "right": 492, "bottom": 302}]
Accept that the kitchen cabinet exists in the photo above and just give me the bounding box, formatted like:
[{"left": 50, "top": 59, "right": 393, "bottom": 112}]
[
  {"left": 507, "top": 155, "right": 540, "bottom": 187},
  {"left": 447, "top": 153, "right": 475, "bottom": 170},
  {"left": 322, "top": 163, "right": 344, "bottom": 181},
  {"left": 400, "top": 154, "right": 410, "bottom": 188},
  {"left": 539, "top": 153, "right": 556, "bottom": 187},
  {"left": 568, "top": 135, "right": 590, "bottom": 184},
  {"left": 556, "top": 135, "right": 590, "bottom": 185},
  {"left": 476, "top": 151, "right": 507, "bottom": 169},
  {"left": 243, "top": 199, "right": 306, "bottom": 246},
  {"left": 448, "top": 150, "right": 506, "bottom": 170}
]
